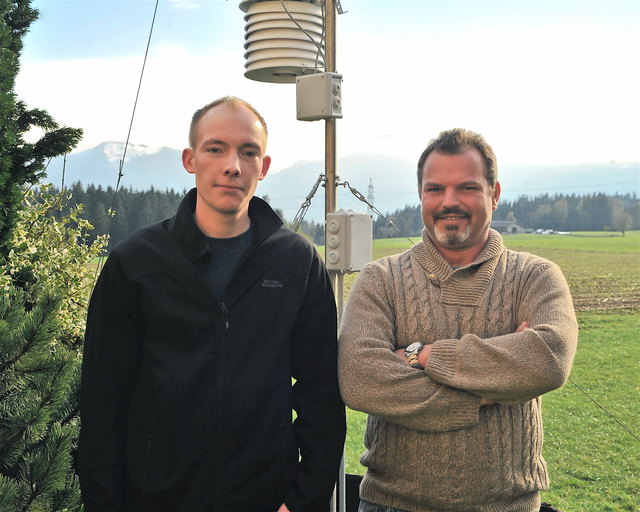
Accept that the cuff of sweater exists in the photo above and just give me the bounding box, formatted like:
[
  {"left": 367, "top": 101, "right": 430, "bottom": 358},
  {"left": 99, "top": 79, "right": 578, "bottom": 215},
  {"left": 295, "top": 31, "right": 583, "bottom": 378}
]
[{"left": 425, "top": 338, "right": 458, "bottom": 383}]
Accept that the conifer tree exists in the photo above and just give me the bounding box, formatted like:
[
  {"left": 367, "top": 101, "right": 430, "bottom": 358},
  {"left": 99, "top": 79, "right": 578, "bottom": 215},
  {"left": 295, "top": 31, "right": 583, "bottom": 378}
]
[
  {"left": 0, "top": 0, "right": 82, "bottom": 261},
  {"left": 0, "top": 288, "right": 83, "bottom": 512},
  {"left": 1, "top": 2, "right": 91, "bottom": 510}
]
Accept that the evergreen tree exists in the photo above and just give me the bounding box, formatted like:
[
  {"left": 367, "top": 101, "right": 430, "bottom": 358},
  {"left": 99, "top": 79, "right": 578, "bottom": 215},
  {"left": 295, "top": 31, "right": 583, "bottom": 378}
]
[
  {"left": 1, "top": 3, "right": 96, "bottom": 509},
  {"left": 0, "top": 288, "right": 83, "bottom": 512},
  {"left": 0, "top": 0, "right": 82, "bottom": 261},
  {"left": 0, "top": 186, "right": 104, "bottom": 512}
]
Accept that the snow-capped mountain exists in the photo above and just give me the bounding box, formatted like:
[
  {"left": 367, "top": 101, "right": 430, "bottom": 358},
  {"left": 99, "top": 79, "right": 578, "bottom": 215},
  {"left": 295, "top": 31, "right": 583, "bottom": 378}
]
[{"left": 43, "top": 142, "right": 193, "bottom": 192}]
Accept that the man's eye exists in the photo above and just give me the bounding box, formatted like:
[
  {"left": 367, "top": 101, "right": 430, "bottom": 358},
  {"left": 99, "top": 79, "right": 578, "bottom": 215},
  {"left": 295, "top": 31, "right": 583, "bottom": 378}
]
[
  {"left": 208, "top": 147, "right": 222, "bottom": 153},
  {"left": 243, "top": 151, "right": 259, "bottom": 157},
  {"left": 426, "top": 187, "right": 441, "bottom": 193}
]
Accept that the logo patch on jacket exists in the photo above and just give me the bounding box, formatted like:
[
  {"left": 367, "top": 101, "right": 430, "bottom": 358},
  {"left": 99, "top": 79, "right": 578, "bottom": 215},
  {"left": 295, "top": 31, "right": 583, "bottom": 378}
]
[{"left": 261, "top": 279, "right": 283, "bottom": 288}]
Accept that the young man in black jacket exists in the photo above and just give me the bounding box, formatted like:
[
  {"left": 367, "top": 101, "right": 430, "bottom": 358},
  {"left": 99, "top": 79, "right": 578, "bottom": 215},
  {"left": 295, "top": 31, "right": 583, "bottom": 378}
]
[{"left": 78, "top": 97, "right": 346, "bottom": 512}]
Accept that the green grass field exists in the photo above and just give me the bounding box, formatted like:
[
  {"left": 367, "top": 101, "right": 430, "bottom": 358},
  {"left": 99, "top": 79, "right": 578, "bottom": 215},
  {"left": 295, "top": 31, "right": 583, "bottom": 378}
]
[{"left": 340, "top": 231, "right": 640, "bottom": 511}]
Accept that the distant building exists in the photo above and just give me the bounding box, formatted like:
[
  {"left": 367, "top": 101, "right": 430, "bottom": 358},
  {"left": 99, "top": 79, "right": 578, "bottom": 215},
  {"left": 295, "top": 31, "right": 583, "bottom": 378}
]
[{"left": 491, "top": 220, "right": 525, "bottom": 234}]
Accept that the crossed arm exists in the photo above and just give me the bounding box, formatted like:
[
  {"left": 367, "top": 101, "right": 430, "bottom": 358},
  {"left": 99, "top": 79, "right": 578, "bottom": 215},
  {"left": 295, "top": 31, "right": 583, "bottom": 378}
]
[
  {"left": 393, "top": 321, "right": 530, "bottom": 406},
  {"left": 338, "top": 258, "right": 578, "bottom": 432}
]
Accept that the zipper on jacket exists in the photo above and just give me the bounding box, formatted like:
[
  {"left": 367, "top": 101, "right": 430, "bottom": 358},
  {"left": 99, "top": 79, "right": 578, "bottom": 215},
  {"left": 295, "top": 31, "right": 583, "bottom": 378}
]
[
  {"left": 140, "top": 416, "right": 156, "bottom": 504},
  {"left": 220, "top": 302, "right": 230, "bottom": 332},
  {"left": 213, "top": 302, "right": 230, "bottom": 510}
]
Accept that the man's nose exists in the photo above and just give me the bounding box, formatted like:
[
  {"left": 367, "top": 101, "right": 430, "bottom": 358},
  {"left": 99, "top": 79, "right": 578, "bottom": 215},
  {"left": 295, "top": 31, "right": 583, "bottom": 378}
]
[
  {"left": 441, "top": 187, "right": 460, "bottom": 207},
  {"left": 223, "top": 153, "right": 241, "bottom": 176}
]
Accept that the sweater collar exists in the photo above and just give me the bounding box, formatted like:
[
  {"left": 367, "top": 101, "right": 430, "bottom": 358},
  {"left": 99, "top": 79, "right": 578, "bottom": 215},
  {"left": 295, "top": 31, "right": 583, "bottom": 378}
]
[
  {"left": 411, "top": 228, "right": 505, "bottom": 306},
  {"left": 168, "top": 188, "right": 283, "bottom": 264}
]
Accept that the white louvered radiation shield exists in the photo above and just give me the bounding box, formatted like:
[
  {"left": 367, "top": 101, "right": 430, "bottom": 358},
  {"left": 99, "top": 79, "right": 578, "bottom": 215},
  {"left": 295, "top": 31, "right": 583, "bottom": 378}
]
[{"left": 239, "top": 1, "right": 325, "bottom": 83}]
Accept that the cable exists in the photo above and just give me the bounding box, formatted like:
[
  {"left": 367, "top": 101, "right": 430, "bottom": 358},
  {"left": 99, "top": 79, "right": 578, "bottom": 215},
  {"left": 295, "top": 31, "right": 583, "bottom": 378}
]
[
  {"left": 337, "top": 179, "right": 417, "bottom": 244},
  {"left": 93, "top": 0, "right": 159, "bottom": 283},
  {"left": 279, "top": 0, "right": 325, "bottom": 72},
  {"left": 291, "top": 174, "right": 326, "bottom": 232},
  {"left": 568, "top": 377, "right": 639, "bottom": 442},
  {"left": 330, "top": 181, "right": 639, "bottom": 445}
]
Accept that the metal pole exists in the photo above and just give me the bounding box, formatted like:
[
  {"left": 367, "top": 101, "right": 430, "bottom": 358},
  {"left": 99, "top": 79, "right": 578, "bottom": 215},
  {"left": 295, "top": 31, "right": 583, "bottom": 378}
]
[
  {"left": 325, "top": 0, "right": 337, "bottom": 227},
  {"left": 324, "top": 8, "right": 345, "bottom": 512}
]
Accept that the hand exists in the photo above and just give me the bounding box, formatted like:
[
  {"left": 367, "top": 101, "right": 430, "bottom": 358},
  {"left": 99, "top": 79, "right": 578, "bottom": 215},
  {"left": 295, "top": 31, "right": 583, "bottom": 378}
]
[
  {"left": 394, "top": 347, "right": 408, "bottom": 362},
  {"left": 480, "top": 321, "right": 530, "bottom": 406},
  {"left": 276, "top": 504, "right": 290, "bottom": 512}
]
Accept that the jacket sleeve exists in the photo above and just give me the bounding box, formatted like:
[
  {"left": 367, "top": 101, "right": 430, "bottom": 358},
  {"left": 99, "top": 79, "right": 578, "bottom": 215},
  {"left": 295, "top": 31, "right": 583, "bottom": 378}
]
[
  {"left": 78, "top": 252, "right": 143, "bottom": 512},
  {"left": 338, "top": 261, "right": 482, "bottom": 433},
  {"left": 425, "top": 260, "right": 578, "bottom": 404},
  {"left": 285, "top": 250, "right": 346, "bottom": 512}
]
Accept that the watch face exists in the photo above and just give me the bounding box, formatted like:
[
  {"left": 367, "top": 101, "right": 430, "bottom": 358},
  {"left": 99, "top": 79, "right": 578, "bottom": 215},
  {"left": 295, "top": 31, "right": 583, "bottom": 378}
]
[{"left": 406, "top": 342, "right": 422, "bottom": 354}]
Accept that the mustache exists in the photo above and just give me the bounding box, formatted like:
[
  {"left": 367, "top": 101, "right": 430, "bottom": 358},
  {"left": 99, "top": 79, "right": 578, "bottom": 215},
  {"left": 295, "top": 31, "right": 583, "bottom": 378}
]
[{"left": 435, "top": 207, "right": 469, "bottom": 218}]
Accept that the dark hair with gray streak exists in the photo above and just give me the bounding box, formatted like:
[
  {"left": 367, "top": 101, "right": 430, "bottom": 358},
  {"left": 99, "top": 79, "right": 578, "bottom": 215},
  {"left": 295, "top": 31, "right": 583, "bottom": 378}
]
[{"left": 417, "top": 128, "right": 498, "bottom": 189}]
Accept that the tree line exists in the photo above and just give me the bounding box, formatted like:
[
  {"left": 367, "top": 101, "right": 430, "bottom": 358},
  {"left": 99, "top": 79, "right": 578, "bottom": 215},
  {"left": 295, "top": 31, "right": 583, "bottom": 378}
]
[
  {"left": 374, "top": 192, "right": 640, "bottom": 239},
  {"left": 48, "top": 182, "right": 327, "bottom": 249},
  {"left": 56, "top": 182, "right": 187, "bottom": 250},
  {"left": 52, "top": 184, "right": 639, "bottom": 248}
]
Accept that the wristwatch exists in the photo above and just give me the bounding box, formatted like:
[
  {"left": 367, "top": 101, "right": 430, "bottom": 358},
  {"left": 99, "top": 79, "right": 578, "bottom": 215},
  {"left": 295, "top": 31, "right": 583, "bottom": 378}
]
[{"left": 404, "top": 342, "right": 424, "bottom": 369}]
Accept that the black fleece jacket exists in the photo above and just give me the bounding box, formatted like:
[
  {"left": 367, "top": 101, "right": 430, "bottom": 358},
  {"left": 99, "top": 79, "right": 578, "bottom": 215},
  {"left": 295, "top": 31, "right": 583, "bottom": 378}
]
[{"left": 78, "top": 189, "right": 345, "bottom": 512}]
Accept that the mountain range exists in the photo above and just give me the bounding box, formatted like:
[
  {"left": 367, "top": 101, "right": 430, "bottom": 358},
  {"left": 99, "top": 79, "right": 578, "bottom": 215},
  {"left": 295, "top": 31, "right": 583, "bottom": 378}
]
[{"left": 43, "top": 142, "right": 640, "bottom": 223}]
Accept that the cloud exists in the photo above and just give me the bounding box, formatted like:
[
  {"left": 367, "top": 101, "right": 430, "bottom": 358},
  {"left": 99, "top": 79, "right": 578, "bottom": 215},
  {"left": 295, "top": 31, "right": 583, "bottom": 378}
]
[
  {"left": 15, "top": 45, "right": 328, "bottom": 172},
  {"left": 15, "top": 1, "right": 640, "bottom": 170}
]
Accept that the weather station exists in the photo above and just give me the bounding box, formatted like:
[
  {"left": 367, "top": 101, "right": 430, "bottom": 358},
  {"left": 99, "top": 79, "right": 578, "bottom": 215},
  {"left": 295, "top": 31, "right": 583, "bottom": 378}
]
[{"left": 238, "top": 0, "right": 372, "bottom": 276}]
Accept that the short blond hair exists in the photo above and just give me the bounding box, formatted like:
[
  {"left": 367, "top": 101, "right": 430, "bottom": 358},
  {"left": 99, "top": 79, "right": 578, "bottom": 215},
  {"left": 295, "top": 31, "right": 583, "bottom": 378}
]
[{"left": 188, "top": 96, "right": 268, "bottom": 149}]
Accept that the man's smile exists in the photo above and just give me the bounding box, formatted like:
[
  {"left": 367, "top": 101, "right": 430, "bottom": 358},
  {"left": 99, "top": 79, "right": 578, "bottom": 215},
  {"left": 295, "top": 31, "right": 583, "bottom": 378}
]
[{"left": 435, "top": 208, "right": 469, "bottom": 222}]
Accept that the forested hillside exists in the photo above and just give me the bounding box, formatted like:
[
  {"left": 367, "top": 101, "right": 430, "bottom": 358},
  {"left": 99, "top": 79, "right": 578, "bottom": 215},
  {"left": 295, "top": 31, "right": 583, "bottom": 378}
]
[
  {"left": 49, "top": 183, "right": 639, "bottom": 248},
  {"left": 375, "top": 192, "right": 639, "bottom": 239}
]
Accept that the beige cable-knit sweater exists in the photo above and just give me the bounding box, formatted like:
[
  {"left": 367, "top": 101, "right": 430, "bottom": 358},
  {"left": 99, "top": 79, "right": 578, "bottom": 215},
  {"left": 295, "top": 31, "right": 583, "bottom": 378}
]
[{"left": 338, "top": 229, "right": 578, "bottom": 512}]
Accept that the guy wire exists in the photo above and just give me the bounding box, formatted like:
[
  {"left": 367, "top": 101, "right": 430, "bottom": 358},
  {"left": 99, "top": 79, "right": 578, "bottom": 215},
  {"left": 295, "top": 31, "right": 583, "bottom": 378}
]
[
  {"left": 293, "top": 177, "right": 637, "bottom": 445},
  {"left": 93, "top": 0, "right": 160, "bottom": 283}
]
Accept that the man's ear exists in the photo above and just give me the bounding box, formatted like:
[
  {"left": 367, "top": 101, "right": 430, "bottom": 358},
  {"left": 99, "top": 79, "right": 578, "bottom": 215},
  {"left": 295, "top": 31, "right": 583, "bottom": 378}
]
[
  {"left": 259, "top": 155, "right": 271, "bottom": 181},
  {"left": 492, "top": 181, "right": 501, "bottom": 211},
  {"left": 182, "top": 148, "right": 195, "bottom": 174}
]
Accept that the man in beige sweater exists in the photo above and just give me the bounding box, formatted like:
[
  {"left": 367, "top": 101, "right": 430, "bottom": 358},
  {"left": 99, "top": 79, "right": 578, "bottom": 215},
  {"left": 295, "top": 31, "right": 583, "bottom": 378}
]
[{"left": 338, "top": 128, "right": 578, "bottom": 512}]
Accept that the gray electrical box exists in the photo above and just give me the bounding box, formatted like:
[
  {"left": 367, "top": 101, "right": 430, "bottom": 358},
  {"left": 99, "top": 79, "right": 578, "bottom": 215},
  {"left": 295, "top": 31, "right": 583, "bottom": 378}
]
[
  {"left": 325, "top": 210, "right": 372, "bottom": 272},
  {"left": 296, "top": 72, "right": 343, "bottom": 121}
]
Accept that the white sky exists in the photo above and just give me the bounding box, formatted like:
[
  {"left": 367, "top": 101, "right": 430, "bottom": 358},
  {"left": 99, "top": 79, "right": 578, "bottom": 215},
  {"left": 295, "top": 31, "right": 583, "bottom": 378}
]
[{"left": 15, "top": 0, "right": 640, "bottom": 174}]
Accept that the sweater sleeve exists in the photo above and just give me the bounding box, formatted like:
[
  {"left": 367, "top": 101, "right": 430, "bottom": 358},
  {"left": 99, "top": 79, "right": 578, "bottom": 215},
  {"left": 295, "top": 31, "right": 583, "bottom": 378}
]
[
  {"left": 425, "top": 259, "right": 578, "bottom": 404},
  {"left": 78, "top": 252, "right": 142, "bottom": 512},
  {"left": 338, "top": 261, "right": 482, "bottom": 433},
  {"left": 285, "top": 250, "right": 346, "bottom": 512}
]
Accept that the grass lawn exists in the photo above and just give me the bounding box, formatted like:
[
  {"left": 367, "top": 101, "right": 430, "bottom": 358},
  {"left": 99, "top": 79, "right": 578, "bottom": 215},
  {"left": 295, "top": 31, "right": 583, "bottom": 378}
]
[
  {"left": 542, "top": 310, "right": 639, "bottom": 511},
  {"left": 340, "top": 232, "right": 639, "bottom": 511}
]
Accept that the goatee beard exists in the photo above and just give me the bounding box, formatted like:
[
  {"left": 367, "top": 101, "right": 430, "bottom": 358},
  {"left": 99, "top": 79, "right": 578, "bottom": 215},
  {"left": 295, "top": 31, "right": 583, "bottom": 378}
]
[{"left": 434, "top": 224, "right": 471, "bottom": 246}]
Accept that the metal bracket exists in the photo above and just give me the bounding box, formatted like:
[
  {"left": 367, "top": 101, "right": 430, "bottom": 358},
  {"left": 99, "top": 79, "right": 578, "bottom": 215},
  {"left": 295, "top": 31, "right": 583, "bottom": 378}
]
[{"left": 334, "top": 0, "right": 346, "bottom": 15}]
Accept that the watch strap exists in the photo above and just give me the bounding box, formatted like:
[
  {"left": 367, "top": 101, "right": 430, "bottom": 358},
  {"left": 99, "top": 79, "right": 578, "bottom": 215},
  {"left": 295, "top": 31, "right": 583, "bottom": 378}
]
[{"left": 407, "top": 352, "right": 422, "bottom": 369}]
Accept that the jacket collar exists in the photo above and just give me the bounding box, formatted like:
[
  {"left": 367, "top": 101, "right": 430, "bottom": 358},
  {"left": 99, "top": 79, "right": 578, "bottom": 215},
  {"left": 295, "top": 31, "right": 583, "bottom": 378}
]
[{"left": 167, "top": 188, "right": 284, "bottom": 264}]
